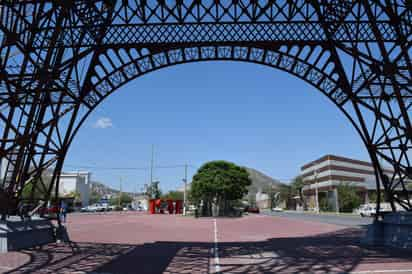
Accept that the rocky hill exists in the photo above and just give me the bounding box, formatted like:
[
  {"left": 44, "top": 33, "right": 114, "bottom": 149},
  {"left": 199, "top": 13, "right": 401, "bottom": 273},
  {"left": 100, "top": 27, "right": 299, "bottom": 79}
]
[
  {"left": 90, "top": 181, "right": 135, "bottom": 197},
  {"left": 244, "top": 167, "right": 285, "bottom": 200}
]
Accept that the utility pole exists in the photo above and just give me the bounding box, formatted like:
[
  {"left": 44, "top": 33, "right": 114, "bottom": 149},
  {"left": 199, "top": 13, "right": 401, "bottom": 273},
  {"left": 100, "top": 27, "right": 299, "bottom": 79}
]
[
  {"left": 183, "top": 163, "right": 188, "bottom": 216},
  {"left": 314, "top": 170, "right": 319, "bottom": 214},
  {"left": 150, "top": 144, "right": 154, "bottom": 185},
  {"left": 334, "top": 188, "right": 339, "bottom": 214},
  {"left": 118, "top": 176, "right": 122, "bottom": 208}
]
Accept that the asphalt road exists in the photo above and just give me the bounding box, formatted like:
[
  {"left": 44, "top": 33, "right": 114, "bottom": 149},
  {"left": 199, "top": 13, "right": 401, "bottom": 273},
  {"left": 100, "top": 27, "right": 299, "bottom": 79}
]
[{"left": 262, "top": 210, "right": 374, "bottom": 227}]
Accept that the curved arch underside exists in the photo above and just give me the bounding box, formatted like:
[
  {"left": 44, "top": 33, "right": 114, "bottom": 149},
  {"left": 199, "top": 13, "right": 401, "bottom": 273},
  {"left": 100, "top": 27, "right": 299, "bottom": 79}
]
[
  {"left": 79, "top": 43, "right": 412, "bottom": 210},
  {"left": 87, "top": 45, "right": 346, "bottom": 107},
  {"left": 0, "top": 0, "right": 411, "bottom": 213}
]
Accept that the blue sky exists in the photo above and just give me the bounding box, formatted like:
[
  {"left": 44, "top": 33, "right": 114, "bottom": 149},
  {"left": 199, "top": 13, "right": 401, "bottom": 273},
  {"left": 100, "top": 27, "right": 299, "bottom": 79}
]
[{"left": 63, "top": 61, "right": 369, "bottom": 193}]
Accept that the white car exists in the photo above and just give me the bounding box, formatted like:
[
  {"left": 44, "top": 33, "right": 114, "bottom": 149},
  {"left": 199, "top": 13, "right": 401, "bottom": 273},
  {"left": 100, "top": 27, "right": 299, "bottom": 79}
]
[
  {"left": 272, "top": 207, "right": 283, "bottom": 212},
  {"left": 355, "top": 203, "right": 391, "bottom": 217},
  {"left": 355, "top": 204, "right": 375, "bottom": 217},
  {"left": 81, "top": 204, "right": 107, "bottom": 212}
]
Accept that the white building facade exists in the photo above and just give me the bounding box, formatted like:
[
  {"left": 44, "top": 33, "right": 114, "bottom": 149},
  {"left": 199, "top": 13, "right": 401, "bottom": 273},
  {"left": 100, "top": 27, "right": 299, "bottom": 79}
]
[
  {"left": 255, "top": 191, "right": 271, "bottom": 209},
  {"left": 0, "top": 158, "right": 7, "bottom": 181},
  {"left": 58, "top": 171, "right": 91, "bottom": 207},
  {"left": 301, "top": 155, "right": 393, "bottom": 212},
  {"left": 132, "top": 194, "right": 149, "bottom": 211}
]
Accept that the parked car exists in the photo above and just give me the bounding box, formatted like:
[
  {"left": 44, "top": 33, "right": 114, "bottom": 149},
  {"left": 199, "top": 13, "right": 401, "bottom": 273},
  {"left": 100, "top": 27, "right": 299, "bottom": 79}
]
[
  {"left": 272, "top": 207, "right": 283, "bottom": 212},
  {"left": 246, "top": 207, "right": 260, "bottom": 214},
  {"left": 355, "top": 203, "right": 391, "bottom": 217},
  {"left": 81, "top": 204, "right": 107, "bottom": 212}
]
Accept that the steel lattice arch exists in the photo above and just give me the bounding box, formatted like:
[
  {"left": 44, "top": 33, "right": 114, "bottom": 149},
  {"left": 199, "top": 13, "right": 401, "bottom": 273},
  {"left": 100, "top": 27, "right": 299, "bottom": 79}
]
[{"left": 0, "top": 0, "right": 411, "bottom": 218}]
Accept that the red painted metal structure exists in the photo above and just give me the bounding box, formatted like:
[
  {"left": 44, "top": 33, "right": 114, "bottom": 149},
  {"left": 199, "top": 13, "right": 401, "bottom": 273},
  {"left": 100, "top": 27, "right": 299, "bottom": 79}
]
[{"left": 149, "top": 199, "right": 183, "bottom": 214}]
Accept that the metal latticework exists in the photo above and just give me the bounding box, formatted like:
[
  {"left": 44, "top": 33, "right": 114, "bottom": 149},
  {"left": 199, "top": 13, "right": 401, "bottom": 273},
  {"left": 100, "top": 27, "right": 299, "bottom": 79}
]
[{"left": 0, "top": 0, "right": 411, "bottom": 218}]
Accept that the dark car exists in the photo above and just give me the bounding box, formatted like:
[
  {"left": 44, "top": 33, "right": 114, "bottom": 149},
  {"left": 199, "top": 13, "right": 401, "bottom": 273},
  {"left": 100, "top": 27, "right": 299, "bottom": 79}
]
[
  {"left": 244, "top": 206, "right": 260, "bottom": 214},
  {"left": 247, "top": 207, "right": 260, "bottom": 214}
]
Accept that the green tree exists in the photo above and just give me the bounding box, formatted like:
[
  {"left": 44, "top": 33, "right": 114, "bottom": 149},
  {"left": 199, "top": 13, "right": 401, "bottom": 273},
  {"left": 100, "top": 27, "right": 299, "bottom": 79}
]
[
  {"left": 21, "top": 176, "right": 53, "bottom": 201},
  {"left": 191, "top": 161, "right": 251, "bottom": 216},
  {"left": 89, "top": 190, "right": 102, "bottom": 204},
  {"left": 289, "top": 175, "right": 306, "bottom": 210},
  {"left": 110, "top": 193, "right": 133, "bottom": 207},
  {"left": 161, "top": 191, "right": 184, "bottom": 200},
  {"left": 146, "top": 181, "right": 162, "bottom": 199},
  {"left": 337, "top": 183, "right": 361, "bottom": 212},
  {"left": 290, "top": 176, "right": 304, "bottom": 197},
  {"left": 368, "top": 191, "right": 385, "bottom": 204},
  {"left": 319, "top": 193, "right": 333, "bottom": 211},
  {"left": 279, "top": 185, "right": 292, "bottom": 206},
  {"left": 65, "top": 190, "right": 82, "bottom": 206},
  {"left": 22, "top": 181, "right": 37, "bottom": 200}
]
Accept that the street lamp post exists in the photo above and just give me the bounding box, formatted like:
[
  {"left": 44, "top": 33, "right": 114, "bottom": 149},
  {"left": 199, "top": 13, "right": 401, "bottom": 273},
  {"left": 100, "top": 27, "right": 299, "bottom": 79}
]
[
  {"left": 183, "top": 164, "right": 188, "bottom": 216},
  {"left": 314, "top": 170, "right": 319, "bottom": 213},
  {"left": 119, "top": 176, "right": 123, "bottom": 209}
]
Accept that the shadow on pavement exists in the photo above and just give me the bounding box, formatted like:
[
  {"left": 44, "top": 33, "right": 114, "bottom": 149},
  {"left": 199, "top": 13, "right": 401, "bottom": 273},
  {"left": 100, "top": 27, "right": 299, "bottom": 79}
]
[{"left": 4, "top": 228, "right": 412, "bottom": 274}]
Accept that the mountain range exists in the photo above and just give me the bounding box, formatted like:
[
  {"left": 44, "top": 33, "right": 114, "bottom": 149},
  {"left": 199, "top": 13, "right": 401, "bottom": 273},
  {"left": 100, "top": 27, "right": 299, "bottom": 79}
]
[{"left": 91, "top": 167, "right": 285, "bottom": 198}]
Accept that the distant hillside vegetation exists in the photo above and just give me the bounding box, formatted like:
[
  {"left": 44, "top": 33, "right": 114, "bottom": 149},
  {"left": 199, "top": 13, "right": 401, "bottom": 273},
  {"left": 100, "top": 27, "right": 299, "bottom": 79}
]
[{"left": 244, "top": 167, "right": 285, "bottom": 199}]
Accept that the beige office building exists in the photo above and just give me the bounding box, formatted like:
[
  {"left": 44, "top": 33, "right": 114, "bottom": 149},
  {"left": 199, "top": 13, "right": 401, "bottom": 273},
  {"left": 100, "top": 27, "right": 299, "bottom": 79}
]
[{"left": 301, "top": 155, "right": 392, "bottom": 212}]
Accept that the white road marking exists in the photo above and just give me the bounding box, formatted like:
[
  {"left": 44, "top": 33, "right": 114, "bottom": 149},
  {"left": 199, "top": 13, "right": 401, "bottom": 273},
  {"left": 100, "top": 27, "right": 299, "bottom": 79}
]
[
  {"left": 351, "top": 269, "right": 412, "bottom": 273},
  {"left": 213, "top": 218, "right": 220, "bottom": 273}
]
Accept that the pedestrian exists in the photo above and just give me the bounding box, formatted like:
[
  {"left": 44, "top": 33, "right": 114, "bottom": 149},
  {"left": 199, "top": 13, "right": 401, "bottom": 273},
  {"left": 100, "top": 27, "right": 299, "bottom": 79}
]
[{"left": 60, "top": 200, "right": 67, "bottom": 224}]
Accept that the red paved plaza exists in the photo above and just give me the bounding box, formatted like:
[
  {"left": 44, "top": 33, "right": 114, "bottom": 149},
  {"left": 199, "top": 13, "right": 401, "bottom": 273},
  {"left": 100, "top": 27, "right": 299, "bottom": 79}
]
[{"left": 1, "top": 212, "right": 412, "bottom": 273}]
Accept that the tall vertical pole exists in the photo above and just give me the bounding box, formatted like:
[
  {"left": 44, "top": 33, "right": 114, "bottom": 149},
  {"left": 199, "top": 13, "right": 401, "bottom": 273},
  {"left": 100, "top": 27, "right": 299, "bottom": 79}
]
[
  {"left": 118, "top": 176, "right": 122, "bottom": 208},
  {"left": 183, "top": 163, "right": 188, "bottom": 216},
  {"left": 334, "top": 188, "right": 339, "bottom": 214},
  {"left": 314, "top": 170, "right": 319, "bottom": 213},
  {"left": 150, "top": 144, "right": 154, "bottom": 185}
]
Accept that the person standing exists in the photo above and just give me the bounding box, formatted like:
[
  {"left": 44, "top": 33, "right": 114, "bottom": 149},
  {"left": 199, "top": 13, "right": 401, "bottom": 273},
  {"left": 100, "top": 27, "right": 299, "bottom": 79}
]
[{"left": 60, "top": 200, "right": 67, "bottom": 224}]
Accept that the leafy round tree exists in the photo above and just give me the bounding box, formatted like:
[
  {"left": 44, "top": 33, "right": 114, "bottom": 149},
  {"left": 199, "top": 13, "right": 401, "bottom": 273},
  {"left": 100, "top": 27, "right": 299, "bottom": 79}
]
[
  {"left": 190, "top": 161, "right": 251, "bottom": 216},
  {"left": 161, "top": 191, "right": 184, "bottom": 200},
  {"left": 337, "top": 183, "right": 362, "bottom": 212},
  {"left": 110, "top": 193, "right": 133, "bottom": 208}
]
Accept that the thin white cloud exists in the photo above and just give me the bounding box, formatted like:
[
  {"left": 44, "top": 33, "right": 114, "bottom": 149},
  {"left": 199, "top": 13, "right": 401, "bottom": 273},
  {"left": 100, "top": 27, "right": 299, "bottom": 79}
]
[{"left": 93, "top": 117, "right": 113, "bottom": 129}]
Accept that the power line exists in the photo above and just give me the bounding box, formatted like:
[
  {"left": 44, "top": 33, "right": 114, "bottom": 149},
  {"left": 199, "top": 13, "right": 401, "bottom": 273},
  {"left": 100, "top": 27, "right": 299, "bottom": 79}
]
[
  {"left": 64, "top": 163, "right": 198, "bottom": 170},
  {"left": 64, "top": 165, "right": 148, "bottom": 170},
  {"left": 65, "top": 163, "right": 294, "bottom": 182}
]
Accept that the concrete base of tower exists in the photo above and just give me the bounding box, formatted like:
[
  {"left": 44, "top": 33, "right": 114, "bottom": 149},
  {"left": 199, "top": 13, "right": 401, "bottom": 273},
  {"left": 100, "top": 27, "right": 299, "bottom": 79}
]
[
  {"left": 0, "top": 216, "right": 55, "bottom": 253},
  {"left": 363, "top": 212, "right": 412, "bottom": 249}
]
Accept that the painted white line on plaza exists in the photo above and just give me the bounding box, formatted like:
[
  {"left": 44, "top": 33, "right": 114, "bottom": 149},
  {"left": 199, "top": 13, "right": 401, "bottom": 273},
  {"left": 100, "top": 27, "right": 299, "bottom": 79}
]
[
  {"left": 351, "top": 269, "right": 412, "bottom": 273},
  {"left": 213, "top": 218, "right": 221, "bottom": 273}
]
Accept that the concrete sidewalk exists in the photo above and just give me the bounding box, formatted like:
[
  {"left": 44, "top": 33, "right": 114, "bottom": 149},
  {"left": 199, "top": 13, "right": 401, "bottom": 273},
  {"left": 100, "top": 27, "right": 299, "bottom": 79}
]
[{"left": 262, "top": 209, "right": 373, "bottom": 227}]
